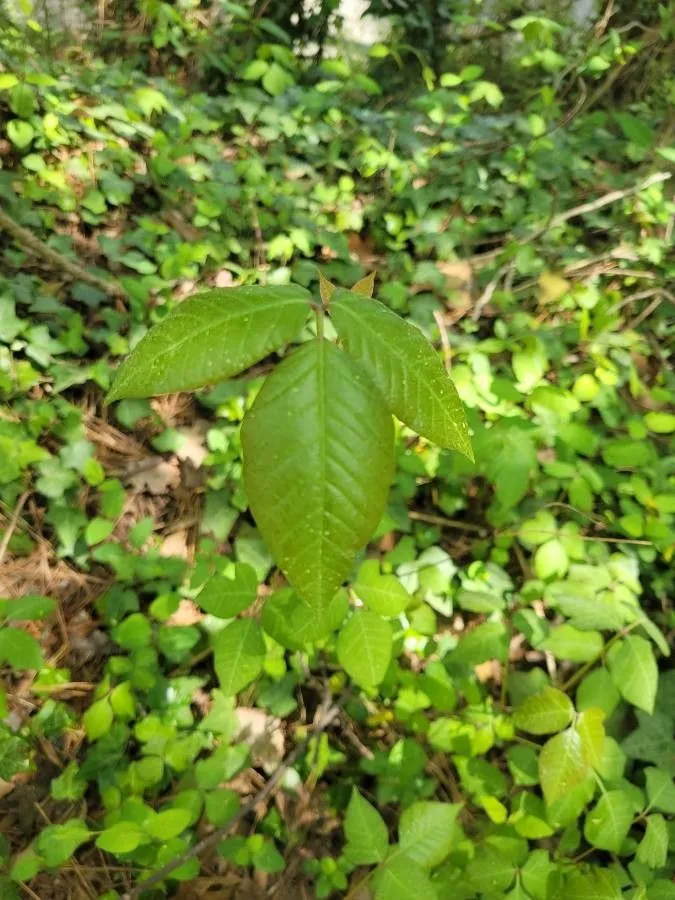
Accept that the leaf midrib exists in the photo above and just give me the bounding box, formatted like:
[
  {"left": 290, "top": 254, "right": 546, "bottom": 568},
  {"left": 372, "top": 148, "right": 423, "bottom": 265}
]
[
  {"left": 335, "top": 297, "right": 461, "bottom": 435},
  {"left": 315, "top": 337, "right": 327, "bottom": 602},
  {"left": 117, "top": 295, "right": 306, "bottom": 391},
  {"left": 219, "top": 621, "right": 254, "bottom": 693}
]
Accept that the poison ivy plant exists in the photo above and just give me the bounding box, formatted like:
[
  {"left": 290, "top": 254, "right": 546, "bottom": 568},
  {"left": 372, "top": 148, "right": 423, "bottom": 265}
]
[{"left": 108, "top": 277, "right": 472, "bottom": 620}]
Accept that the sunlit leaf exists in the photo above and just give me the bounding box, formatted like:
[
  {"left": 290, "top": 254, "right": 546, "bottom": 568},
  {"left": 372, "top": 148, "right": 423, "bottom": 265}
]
[
  {"left": 107, "top": 285, "right": 310, "bottom": 400},
  {"left": 331, "top": 290, "right": 472, "bottom": 459},
  {"left": 242, "top": 340, "right": 394, "bottom": 608}
]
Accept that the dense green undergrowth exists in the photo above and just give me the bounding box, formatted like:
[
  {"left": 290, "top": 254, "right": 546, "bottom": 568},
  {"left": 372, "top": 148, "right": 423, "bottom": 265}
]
[{"left": 0, "top": 3, "right": 674, "bottom": 898}]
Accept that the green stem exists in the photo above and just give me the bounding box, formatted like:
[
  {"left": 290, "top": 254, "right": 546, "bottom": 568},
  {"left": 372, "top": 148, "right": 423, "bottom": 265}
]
[
  {"left": 315, "top": 305, "right": 325, "bottom": 342},
  {"left": 560, "top": 621, "right": 640, "bottom": 694}
]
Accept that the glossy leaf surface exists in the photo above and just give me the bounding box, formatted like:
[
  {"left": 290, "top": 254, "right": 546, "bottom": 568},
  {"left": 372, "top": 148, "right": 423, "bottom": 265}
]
[
  {"left": 331, "top": 289, "right": 473, "bottom": 458},
  {"left": 242, "top": 339, "right": 394, "bottom": 608},
  {"left": 343, "top": 789, "right": 388, "bottom": 865},
  {"left": 513, "top": 687, "right": 574, "bottom": 735},
  {"left": 337, "top": 609, "right": 393, "bottom": 687},
  {"left": 213, "top": 619, "right": 266, "bottom": 695},
  {"left": 107, "top": 285, "right": 311, "bottom": 400}
]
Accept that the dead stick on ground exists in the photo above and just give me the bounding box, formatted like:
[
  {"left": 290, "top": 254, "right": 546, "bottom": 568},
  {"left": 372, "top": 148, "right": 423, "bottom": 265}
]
[
  {"left": 471, "top": 172, "right": 671, "bottom": 320},
  {"left": 0, "top": 491, "right": 29, "bottom": 566},
  {"left": 472, "top": 262, "right": 511, "bottom": 322},
  {"left": 121, "top": 702, "right": 340, "bottom": 900},
  {"left": 433, "top": 309, "right": 452, "bottom": 371},
  {"left": 0, "top": 207, "right": 126, "bottom": 300},
  {"left": 526, "top": 171, "right": 671, "bottom": 243}
]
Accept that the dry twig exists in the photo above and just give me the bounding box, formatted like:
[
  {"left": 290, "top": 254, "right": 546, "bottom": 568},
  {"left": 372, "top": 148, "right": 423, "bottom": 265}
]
[
  {"left": 0, "top": 207, "right": 126, "bottom": 300},
  {"left": 121, "top": 702, "right": 339, "bottom": 900}
]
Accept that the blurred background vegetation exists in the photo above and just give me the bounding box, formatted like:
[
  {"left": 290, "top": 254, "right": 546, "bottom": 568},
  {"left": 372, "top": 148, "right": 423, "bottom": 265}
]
[{"left": 0, "top": 1, "right": 673, "bottom": 898}]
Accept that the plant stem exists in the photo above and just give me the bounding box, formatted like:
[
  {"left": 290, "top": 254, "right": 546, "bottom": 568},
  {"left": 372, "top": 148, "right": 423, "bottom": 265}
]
[
  {"left": 315, "top": 304, "right": 325, "bottom": 342},
  {"left": 560, "top": 621, "right": 640, "bottom": 694}
]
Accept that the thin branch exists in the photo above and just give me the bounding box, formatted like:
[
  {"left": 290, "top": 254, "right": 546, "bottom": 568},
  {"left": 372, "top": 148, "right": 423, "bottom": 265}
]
[
  {"left": 526, "top": 171, "right": 671, "bottom": 243},
  {"left": 608, "top": 287, "right": 675, "bottom": 318},
  {"left": 473, "top": 172, "right": 672, "bottom": 293},
  {"left": 472, "top": 262, "right": 511, "bottom": 321},
  {"left": 408, "top": 510, "right": 488, "bottom": 535},
  {"left": 0, "top": 206, "right": 126, "bottom": 300},
  {"left": 121, "top": 703, "right": 339, "bottom": 900},
  {"left": 433, "top": 310, "right": 451, "bottom": 372},
  {"left": 0, "top": 490, "right": 29, "bottom": 565},
  {"left": 628, "top": 295, "right": 664, "bottom": 330}
]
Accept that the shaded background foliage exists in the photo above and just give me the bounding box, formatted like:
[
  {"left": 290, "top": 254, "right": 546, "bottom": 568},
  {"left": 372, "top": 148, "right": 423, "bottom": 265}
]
[{"left": 0, "top": 0, "right": 673, "bottom": 898}]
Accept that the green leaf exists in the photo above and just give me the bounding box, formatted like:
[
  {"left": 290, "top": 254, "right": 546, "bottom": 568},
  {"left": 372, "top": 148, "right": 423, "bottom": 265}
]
[
  {"left": 0, "top": 628, "right": 42, "bottom": 669},
  {"left": 96, "top": 822, "right": 143, "bottom": 854},
  {"left": 373, "top": 852, "right": 438, "bottom": 900},
  {"left": 513, "top": 687, "right": 574, "bottom": 734},
  {"left": 107, "top": 285, "right": 310, "bottom": 401},
  {"left": 242, "top": 59, "right": 268, "bottom": 80},
  {"left": 595, "top": 736, "right": 626, "bottom": 781},
  {"left": 6, "top": 119, "right": 34, "bottom": 148},
  {"left": 195, "top": 744, "right": 249, "bottom": 789},
  {"left": 576, "top": 667, "right": 621, "bottom": 719},
  {"left": 352, "top": 559, "right": 411, "bottom": 617},
  {"left": 0, "top": 595, "right": 55, "bottom": 621},
  {"left": 583, "top": 790, "right": 634, "bottom": 852},
  {"left": 521, "top": 849, "right": 556, "bottom": 900},
  {"left": 622, "top": 711, "right": 674, "bottom": 774},
  {"left": 337, "top": 609, "right": 392, "bottom": 687},
  {"left": 607, "top": 635, "right": 658, "bottom": 713},
  {"left": 262, "top": 587, "right": 347, "bottom": 649},
  {"left": 398, "top": 801, "right": 460, "bottom": 868},
  {"left": 331, "top": 290, "right": 472, "bottom": 459},
  {"left": 0, "top": 730, "right": 31, "bottom": 780},
  {"left": 534, "top": 539, "right": 568, "bottom": 579},
  {"left": 197, "top": 564, "right": 258, "bottom": 618},
  {"left": 262, "top": 63, "right": 294, "bottom": 96},
  {"left": 251, "top": 839, "right": 285, "bottom": 873},
  {"left": 452, "top": 621, "right": 508, "bottom": 666},
  {"left": 133, "top": 86, "right": 168, "bottom": 116},
  {"left": 10, "top": 848, "right": 43, "bottom": 882},
  {"left": 466, "top": 845, "right": 517, "bottom": 894},
  {"left": 577, "top": 707, "right": 606, "bottom": 769},
  {"left": 509, "top": 793, "right": 553, "bottom": 839},
  {"left": 645, "top": 767, "right": 675, "bottom": 814},
  {"left": 538, "top": 728, "right": 589, "bottom": 806},
  {"left": 242, "top": 339, "right": 394, "bottom": 609},
  {"left": 213, "top": 618, "right": 266, "bottom": 695},
  {"left": 602, "top": 439, "right": 653, "bottom": 469},
  {"left": 541, "top": 625, "right": 603, "bottom": 663},
  {"left": 85, "top": 516, "right": 114, "bottom": 545},
  {"left": 205, "top": 788, "right": 239, "bottom": 826},
  {"left": 644, "top": 411, "right": 675, "bottom": 434},
  {"left": 343, "top": 788, "right": 388, "bottom": 865},
  {"left": 513, "top": 337, "right": 548, "bottom": 392},
  {"left": 565, "top": 869, "right": 622, "bottom": 899},
  {"left": 36, "top": 820, "right": 91, "bottom": 867},
  {"left": 83, "top": 697, "right": 114, "bottom": 740},
  {"left": 636, "top": 814, "right": 668, "bottom": 869},
  {"left": 518, "top": 510, "right": 557, "bottom": 547},
  {"left": 10, "top": 83, "right": 36, "bottom": 117},
  {"left": 145, "top": 808, "right": 192, "bottom": 841},
  {"left": 649, "top": 883, "right": 675, "bottom": 900},
  {"left": 477, "top": 421, "right": 536, "bottom": 509}
]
